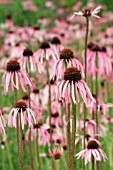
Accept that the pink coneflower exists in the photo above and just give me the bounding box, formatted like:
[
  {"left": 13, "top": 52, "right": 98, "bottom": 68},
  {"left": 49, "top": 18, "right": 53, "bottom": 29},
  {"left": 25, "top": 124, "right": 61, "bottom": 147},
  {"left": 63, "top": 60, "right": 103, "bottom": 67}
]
[
  {"left": 71, "top": 6, "right": 102, "bottom": 19},
  {"left": 76, "top": 119, "right": 97, "bottom": 136},
  {"left": 2, "top": 59, "right": 33, "bottom": 94},
  {"left": 49, "top": 148, "right": 62, "bottom": 160},
  {"left": 8, "top": 100, "right": 36, "bottom": 129},
  {"left": 85, "top": 43, "right": 112, "bottom": 77},
  {"left": 50, "top": 48, "right": 84, "bottom": 81},
  {"left": 87, "top": 95, "right": 113, "bottom": 115},
  {"left": 56, "top": 66, "right": 95, "bottom": 105},
  {"left": 75, "top": 139, "right": 107, "bottom": 165},
  {"left": 19, "top": 48, "right": 44, "bottom": 73},
  {"left": 34, "top": 41, "right": 56, "bottom": 64},
  {"left": 75, "top": 133, "right": 101, "bottom": 149},
  {"left": 50, "top": 36, "right": 63, "bottom": 58},
  {"left": 25, "top": 123, "right": 50, "bottom": 145},
  {"left": 9, "top": 42, "right": 26, "bottom": 59}
]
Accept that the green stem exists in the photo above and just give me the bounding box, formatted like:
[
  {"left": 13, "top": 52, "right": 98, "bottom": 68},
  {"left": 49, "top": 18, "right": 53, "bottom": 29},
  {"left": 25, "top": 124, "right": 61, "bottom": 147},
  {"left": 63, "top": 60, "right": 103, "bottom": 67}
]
[
  {"left": 46, "top": 60, "right": 52, "bottom": 150},
  {"left": 84, "top": 17, "right": 89, "bottom": 82},
  {"left": 14, "top": 88, "right": 23, "bottom": 170},
  {"left": 92, "top": 155, "right": 94, "bottom": 170},
  {"left": 46, "top": 60, "right": 57, "bottom": 170},
  {"left": 2, "top": 147, "right": 5, "bottom": 170},
  {"left": 95, "top": 52, "right": 98, "bottom": 135},
  {"left": 52, "top": 159, "right": 57, "bottom": 170},
  {"left": 96, "top": 53, "right": 100, "bottom": 170},
  {"left": 67, "top": 103, "right": 71, "bottom": 169},
  {"left": 16, "top": 114, "right": 23, "bottom": 170},
  {"left": 29, "top": 128, "right": 34, "bottom": 170},
  {"left": 27, "top": 56, "right": 33, "bottom": 170},
  {"left": 71, "top": 102, "right": 76, "bottom": 170},
  {"left": 36, "top": 130, "right": 42, "bottom": 170},
  {"left": 84, "top": 16, "right": 89, "bottom": 170}
]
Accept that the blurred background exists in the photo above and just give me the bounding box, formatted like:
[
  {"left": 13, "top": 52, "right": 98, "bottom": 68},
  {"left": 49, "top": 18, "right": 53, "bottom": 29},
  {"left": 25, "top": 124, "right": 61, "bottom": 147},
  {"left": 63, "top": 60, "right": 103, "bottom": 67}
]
[{"left": 0, "top": 0, "right": 112, "bottom": 26}]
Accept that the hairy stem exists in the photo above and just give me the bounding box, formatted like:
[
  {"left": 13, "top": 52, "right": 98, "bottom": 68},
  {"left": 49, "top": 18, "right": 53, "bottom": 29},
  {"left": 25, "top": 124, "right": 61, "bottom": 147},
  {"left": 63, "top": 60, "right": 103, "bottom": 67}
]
[
  {"left": 36, "top": 130, "right": 42, "bottom": 170},
  {"left": 84, "top": 16, "right": 89, "bottom": 170},
  {"left": 16, "top": 114, "right": 23, "bottom": 170}
]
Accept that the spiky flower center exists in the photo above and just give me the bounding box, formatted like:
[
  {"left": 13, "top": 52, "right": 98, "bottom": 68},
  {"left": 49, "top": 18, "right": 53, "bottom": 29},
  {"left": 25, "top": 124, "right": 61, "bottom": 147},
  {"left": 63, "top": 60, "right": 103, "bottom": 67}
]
[
  {"left": 88, "top": 43, "right": 106, "bottom": 52},
  {"left": 63, "top": 144, "right": 67, "bottom": 150},
  {"left": 14, "top": 100, "right": 27, "bottom": 112},
  {"left": 51, "top": 112, "right": 59, "bottom": 118},
  {"left": 23, "top": 48, "right": 33, "bottom": 56},
  {"left": 85, "top": 134, "right": 91, "bottom": 140},
  {"left": 22, "top": 94, "right": 28, "bottom": 100},
  {"left": 33, "top": 122, "right": 43, "bottom": 129},
  {"left": 88, "top": 42, "right": 95, "bottom": 49},
  {"left": 82, "top": 9, "right": 91, "bottom": 16},
  {"left": 6, "top": 60, "right": 20, "bottom": 72},
  {"left": 54, "top": 153, "right": 61, "bottom": 160},
  {"left": 51, "top": 36, "right": 61, "bottom": 45},
  {"left": 101, "top": 46, "right": 106, "bottom": 52},
  {"left": 87, "top": 140, "right": 100, "bottom": 149},
  {"left": 33, "top": 25, "right": 40, "bottom": 30},
  {"left": 64, "top": 67, "right": 81, "bottom": 82},
  {"left": 40, "top": 41, "right": 50, "bottom": 49},
  {"left": 60, "top": 48, "right": 74, "bottom": 60},
  {"left": 33, "top": 88, "right": 39, "bottom": 94},
  {"left": 91, "top": 44, "right": 101, "bottom": 51}
]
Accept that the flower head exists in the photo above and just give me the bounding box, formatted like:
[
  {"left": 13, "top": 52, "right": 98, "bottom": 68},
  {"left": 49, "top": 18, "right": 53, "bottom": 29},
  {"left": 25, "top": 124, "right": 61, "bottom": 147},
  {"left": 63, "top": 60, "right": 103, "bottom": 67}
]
[
  {"left": 75, "top": 139, "right": 107, "bottom": 165},
  {"left": 50, "top": 48, "right": 84, "bottom": 81},
  {"left": 56, "top": 66, "right": 95, "bottom": 105},
  {"left": 2, "top": 59, "right": 33, "bottom": 94},
  {"left": 34, "top": 41, "right": 56, "bottom": 64},
  {"left": 71, "top": 6, "right": 102, "bottom": 19},
  {"left": 19, "top": 48, "right": 44, "bottom": 73},
  {"left": 49, "top": 148, "right": 62, "bottom": 160},
  {"left": 8, "top": 100, "right": 36, "bottom": 129},
  {"left": 50, "top": 36, "right": 63, "bottom": 58},
  {"left": 85, "top": 43, "right": 112, "bottom": 77}
]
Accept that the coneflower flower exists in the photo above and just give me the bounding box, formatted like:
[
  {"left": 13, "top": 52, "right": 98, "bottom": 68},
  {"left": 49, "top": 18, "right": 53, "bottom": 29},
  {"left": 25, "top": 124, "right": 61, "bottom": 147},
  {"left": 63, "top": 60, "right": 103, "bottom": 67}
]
[
  {"left": 49, "top": 148, "right": 62, "bottom": 159},
  {"left": 71, "top": 6, "right": 102, "bottom": 19},
  {"left": 2, "top": 59, "right": 33, "bottom": 94},
  {"left": 50, "top": 36, "right": 63, "bottom": 58},
  {"left": 25, "top": 123, "right": 50, "bottom": 145},
  {"left": 19, "top": 48, "right": 44, "bottom": 73},
  {"left": 50, "top": 48, "right": 84, "bottom": 81},
  {"left": 85, "top": 43, "right": 112, "bottom": 77},
  {"left": 75, "top": 139, "right": 107, "bottom": 165},
  {"left": 34, "top": 41, "right": 56, "bottom": 64},
  {"left": 56, "top": 66, "right": 95, "bottom": 105},
  {"left": 8, "top": 100, "right": 36, "bottom": 129}
]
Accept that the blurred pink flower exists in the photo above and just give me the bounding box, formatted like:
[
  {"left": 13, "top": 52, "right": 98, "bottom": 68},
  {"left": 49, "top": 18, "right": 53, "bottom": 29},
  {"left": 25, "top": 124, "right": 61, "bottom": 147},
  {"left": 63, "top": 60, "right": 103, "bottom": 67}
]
[
  {"left": 19, "top": 48, "right": 44, "bottom": 73},
  {"left": 49, "top": 148, "right": 62, "bottom": 159},
  {"left": 22, "top": 0, "right": 38, "bottom": 11},
  {"left": 8, "top": 100, "right": 36, "bottom": 129},
  {"left": 34, "top": 41, "right": 56, "bottom": 64},
  {"left": 50, "top": 48, "right": 84, "bottom": 81},
  {"left": 84, "top": 43, "right": 112, "bottom": 77}
]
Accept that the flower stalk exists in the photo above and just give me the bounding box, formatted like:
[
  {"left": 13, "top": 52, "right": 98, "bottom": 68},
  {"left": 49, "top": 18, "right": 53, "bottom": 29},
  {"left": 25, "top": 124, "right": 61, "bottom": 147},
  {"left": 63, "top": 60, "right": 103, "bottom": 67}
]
[
  {"left": 83, "top": 15, "right": 89, "bottom": 170},
  {"left": 36, "top": 130, "right": 42, "bottom": 170}
]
